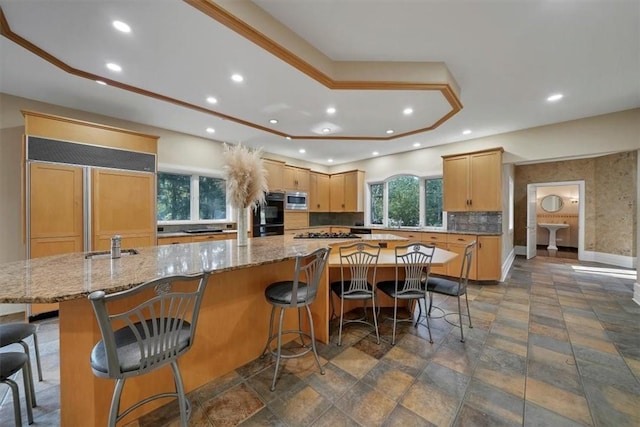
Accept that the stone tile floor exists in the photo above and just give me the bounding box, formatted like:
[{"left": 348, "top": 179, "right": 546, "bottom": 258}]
[{"left": 1, "top": 255, "right": 639, "bottom": 426}]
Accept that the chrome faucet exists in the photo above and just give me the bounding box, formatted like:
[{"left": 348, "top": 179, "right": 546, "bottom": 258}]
[{"left": 110, "top": 235, "right": 122, "bottom": 259}]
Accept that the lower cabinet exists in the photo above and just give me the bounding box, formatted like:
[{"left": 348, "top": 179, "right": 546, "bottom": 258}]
[
  {"left": 157, "top": 233, "right": 236, "bottom": 245},
  {"left": 476, "top": 235, "right": 501, "bottom": 280}
]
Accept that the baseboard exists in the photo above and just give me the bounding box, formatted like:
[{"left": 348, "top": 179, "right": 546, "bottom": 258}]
[
  {"left": 633, "top": 283, "right": 640, "bottom": 306},
  {"left": 501, "top": 248, "right": 515, "bottom": 282},
  {"left": 514, "top": 246, "right": 635, "bottom": 269},
  {"left": 581, "top": 251, "right": 636, "bottom": 269}
]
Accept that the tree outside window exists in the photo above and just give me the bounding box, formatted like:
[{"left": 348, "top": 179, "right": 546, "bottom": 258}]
[
  {"left": 199, "top": 176, "right": 226, "bottom": 220},
  {"left": 157, "top": 173, "right": 190, "bottom": 221},
  {"left": 368, "top": 175, "right": 443, "bottom": 228}
]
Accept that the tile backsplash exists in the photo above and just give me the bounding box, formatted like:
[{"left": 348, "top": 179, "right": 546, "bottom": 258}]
[{"left": 447, "top": 211, "right": 502, "bottom": 233}]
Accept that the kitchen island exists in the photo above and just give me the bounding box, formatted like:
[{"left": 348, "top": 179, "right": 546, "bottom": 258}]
[{"left": 0, "top": 234, "right": 407, "bottom": 426}]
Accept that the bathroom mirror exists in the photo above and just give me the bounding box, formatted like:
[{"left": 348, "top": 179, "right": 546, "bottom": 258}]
[{"left": 540, "top": 194, "right": 564, "bottom": 212}]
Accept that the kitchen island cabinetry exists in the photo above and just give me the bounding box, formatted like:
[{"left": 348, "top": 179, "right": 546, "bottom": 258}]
[
  {"left": 330, "top": 170, "right": 364, "bottom": 212},
  {"left": 443, "top": 148, "right": 503, "bottom": 211},
  {"left": 309, "top": 172, "right": 330, "bottom": 212}
]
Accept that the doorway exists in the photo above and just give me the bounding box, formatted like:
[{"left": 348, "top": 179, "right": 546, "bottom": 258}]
[{"left": 526, "top": 181, "right": 585, "bottom": 260}]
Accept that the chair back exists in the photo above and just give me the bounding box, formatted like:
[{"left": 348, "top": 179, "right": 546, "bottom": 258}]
[
  {"left": 338, "top": 242, "right": 380, "bottom": 295},
  {"left": 88, "top": 272, "right": 209, "bottom": 378},
  {"left": 457, "top": 241, "right": 476, "bottom": 293},
  {"left": 290, "top": 247, "right": 330, "bottom": 308},
  {"left": 394, "top": 243, "right": 435, "bottom": 295}
]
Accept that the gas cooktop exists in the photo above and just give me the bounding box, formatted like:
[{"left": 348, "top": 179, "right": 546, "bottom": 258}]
[{"left": 293, "top": 232, "right": 361, "bottom": 239}]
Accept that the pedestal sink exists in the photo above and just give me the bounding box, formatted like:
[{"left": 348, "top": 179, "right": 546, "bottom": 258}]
[{"left": 538, "top": 223, "right": 569, "bottom": 250}]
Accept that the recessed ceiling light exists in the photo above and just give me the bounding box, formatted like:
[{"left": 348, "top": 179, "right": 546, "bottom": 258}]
[
  {"left": 269, "top": 119, "right": 278, "bottom": 124},
  {"left": 96, "top": 80, "right": 107, "bottom": 85},
  {"left": 112, "top": 20, "right": 131, "bottom": 33},
  {"left": 386, "top": 130, "right": 394, "bottom": 134},
  {"left": 299, "top": 149, "right": 306, "bottom": 154},
  {"left": 413, "top": 142, "right": 421, "bottom": 147},
  {"left": 462, "top": 129, "right": 472, "bottom": 135},
  {"left": 403, "top": 107, "right": 413, "bottom": 115},
  {"left": 326, "top": 107, "right": 336, "bottom": 114},
  {"left": 206, "top": 127, "right": 215, "bottom": 134},
  {"left": 372, "top": 151, "right": 379, "bottom": 156},
  {"left": 231, "top": 74, "right": 243, "bottom": 82},
  {"left": 327, "top": 158, "right": 334, "bottom": 163},
  {"left": 285, "top": 136, "right": 292, "bottom": 140},
  {"left": 547, "top": 93, "right": 563, "bottom": 102},
  {"left": 322, "top": 128, "right": 331, "bottom": 133},
  {"left": 106, "top": 62, "right": 122, "bottom": 72},
  {"left": 206, "top": 96, "right": 217, "bottom": 104}
]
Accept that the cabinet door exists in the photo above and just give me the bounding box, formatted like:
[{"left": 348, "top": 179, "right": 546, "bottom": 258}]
[
  {"left": 263, "top": 159, "right": 284, "bottom": 191},
  {"left": 29, "top": 162, "right": 84, "bottom": 245},
  {"left": 476, "top": 235, "right": 501, "bottom": 280},
  {"left": 443, "top": 155, "right": 470, "bottom": 211},
  {"left": 330, "top": 174, "right": 345, "bottom": 212},
  {"left": 343, "top": 171, "right": 359, "bottom": 211},
  {"left": 470, "top": 151, "right": 502, "bottom": 211},
  {"left": 310, "top": 172, "right": 330, "bottom": 212},
  {"left": 296, "top": 168, "right": 310, "bottom": 192},
  {"left": 283, "top": 166, "right": 297, "bottom": 190},
  {"left": 158, "top": 236, "right": 193, "bottom": 245},
  {"left": 92, "top": 168, "right": 156, "bottom": 250}
]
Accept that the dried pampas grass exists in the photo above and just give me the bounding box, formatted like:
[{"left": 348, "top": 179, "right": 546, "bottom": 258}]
[{"left": 223, "top": 143, "right": 268, "bottom": 210}]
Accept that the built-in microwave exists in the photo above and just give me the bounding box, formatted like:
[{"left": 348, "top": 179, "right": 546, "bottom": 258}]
[{"left": 285, "top": 191, "right": 308, "bottom": 210}]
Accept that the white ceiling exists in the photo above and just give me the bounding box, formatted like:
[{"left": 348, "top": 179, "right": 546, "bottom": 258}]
[{"left": 0, "top": 0, "right": 638, "bottom": 166}]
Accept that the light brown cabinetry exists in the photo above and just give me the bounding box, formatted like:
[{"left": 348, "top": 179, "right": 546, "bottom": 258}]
[
  {"left": 476, "top": 235, "right": 501, "bottom": 280},
  {"left": 330, "top": 170, "right": 364, "bottom": 212},
  {"left": 443, "top": 148, "right": 503, "bottom": 211},
  {"left": 422, "top": 232, "right": 448, "bottom": 276},
  {"left": 445, "top": 234, "right": 478, "bottom": 279},
  {"left": 284, "top": 165, "right": 310, "bottom": 192},
  {"left": 157, "top": 236, "right": 193, "bottom": 245},
  {"left": 263, "top": 159, "right": 285, "bottom": 191},
  {"left": 284, "top": 211, "right": 309, "bottom": 230},
  {"left": 309, "top": 172, "right": 330, "bottom": 212},
  {"left": 157, "top": 233, "right": 236, "bottom": 245}
]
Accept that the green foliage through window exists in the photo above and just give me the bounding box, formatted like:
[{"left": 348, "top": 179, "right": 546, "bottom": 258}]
[
  {"left": 157, "top": 172, "right": 228, "bottom": 222},
  {"left": 369, "top": 175, "right": 443, "bottom": 228}
]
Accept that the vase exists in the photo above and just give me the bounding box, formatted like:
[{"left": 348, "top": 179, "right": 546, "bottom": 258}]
[{"left": 237, "top": 208, "right": 249, "bottom": 246}]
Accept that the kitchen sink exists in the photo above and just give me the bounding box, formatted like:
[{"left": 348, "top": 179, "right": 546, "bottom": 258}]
[{"left": 84, "top": 249, "right": 139, "bottom": 259}]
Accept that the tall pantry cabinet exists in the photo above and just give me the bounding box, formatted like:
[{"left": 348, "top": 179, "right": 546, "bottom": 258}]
[{"left": 23, "top": 111, "right": 159, "bottom": 318}]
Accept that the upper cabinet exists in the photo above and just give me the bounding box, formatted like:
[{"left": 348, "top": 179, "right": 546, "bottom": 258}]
[
  {"left": 263, "top": 159, "right": 285, "bottom": 192},
  {"left": 283, "top": 165, "right": 310, "bottom": 192},
  {"left": 309, "top": 172, "right": 330, "bottom": 212},
  {"left": 443, "top": 148, "right": 503, "bottom": 211},
  {"left": 330, "top": 170, "right": 364, "bottom": 212}
]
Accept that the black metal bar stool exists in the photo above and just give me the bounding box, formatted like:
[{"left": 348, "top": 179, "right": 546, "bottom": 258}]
[
  {"left": 260, "top": 247, "right": 330, "bottom": 391},
  {"left": 0, "top": 352, "right": 34, "bottom": 426},
  {"left": 0, "top": 322, "right": 42, "bottom": 407}
]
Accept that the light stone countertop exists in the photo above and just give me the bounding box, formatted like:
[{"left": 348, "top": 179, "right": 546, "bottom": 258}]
[{"left": 0, "top": 234, "right": 407, "bottom": 304}]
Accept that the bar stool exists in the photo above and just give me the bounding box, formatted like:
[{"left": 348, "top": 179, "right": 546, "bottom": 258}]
[
  {"left": 88, "top": 272, "right": 209, "bottom": 427},
  {"left": 0, "top": 322, "right": 42, "bottom": 407},
  {"left": 0, "top": 352, "right": 34, "bottom": 426},
  {"left": 427, "top": 241, "right": 475, "bottom": 342},
  {"left": 260, "top": 247, "right": 330, "bottom": 391},
  {"left": 329, "top": 242, "right": 381, "bottom": 346},
  {"left": 377, "top": 243, "right": 436, "bottom": 345}
]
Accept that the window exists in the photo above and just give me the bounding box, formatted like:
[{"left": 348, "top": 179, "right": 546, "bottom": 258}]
[
  {"left": 368, "top": 175, "right": 443, "bottom": 228},
  {"left": 157, "top": 171, "right": 228, "bottom": 222}
]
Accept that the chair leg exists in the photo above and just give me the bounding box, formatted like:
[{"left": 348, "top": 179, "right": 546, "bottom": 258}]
[
  {"left": 457, "top": 296, "right": 465, "bottom": 342},
  {"left": 338, "top": 297, "right": 345, "bottom": 346},
  {"left": 109, "top": 378, "right": 125, "bottom": 427},
  {"left": 371, "top": 296, "right": 380, "bottom": 345},
  {"left": 305, "top": 305, "right": 325, "bottom": 375},
  {"left": 297, "top": 307, "right": 307, "bottom": 347},
  {"left": 423, "top": 298, "right": 433, "bottom": 344},
  {"left": 415, "top": 299, "right": 423, "bottom": 328},
  {"left": 260, "top": 305, "right": 277, "bottom": 358},
  {"left": 428, "top": 291, "right": 433, "bottom": 315},
  {"left": 31, "top": 333, "right": 43, "bottom": 382},
  {"left": 465, "top": 293, "right": 473, "bottom": 328},
  {"left": 170, "top": 361, "right": 189, "bottom": 427},
  {"left": 21, "top": 360, "right": 34, "bottom": 424},
  {"left": 4, "top": 379, "right": 22, "bottom": 427},
  {"left": 18, "top": 341, "right": 36, "bottom": 407},
  {"left": 270, "top": 308, "right": 286, "bottom": 391},
  {"left": 391, "top": 298, "right": 398, "bottom": 345}
]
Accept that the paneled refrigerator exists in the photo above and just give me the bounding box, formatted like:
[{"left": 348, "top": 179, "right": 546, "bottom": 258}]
[{"left": 26, "top": 136, "right": 157, "bottom": 318}]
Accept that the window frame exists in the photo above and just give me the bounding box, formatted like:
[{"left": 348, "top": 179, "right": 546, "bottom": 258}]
[
  {"left": 367, "top": 174, "right": 445, "bottom": 230},
  {"left": 157, "top": 164, "right": 231, "bottom": 225}
]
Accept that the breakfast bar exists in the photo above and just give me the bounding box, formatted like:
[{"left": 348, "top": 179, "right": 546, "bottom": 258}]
[{"left": 0, "top": 234, "right": 426, "bottom": 426}]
